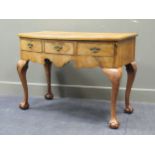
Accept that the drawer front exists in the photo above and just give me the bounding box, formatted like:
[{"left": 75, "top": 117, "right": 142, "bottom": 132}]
[
  {"left": 45, "top": 41, "right": 74, "bottom": 55},
  {"left": 20, "top": 39, "right": 42, "bottom": 52},
  {"left": 77, "top": 42, "right": 114, "bottom": 57}
]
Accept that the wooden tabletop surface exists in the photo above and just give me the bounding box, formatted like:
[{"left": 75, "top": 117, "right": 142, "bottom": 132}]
[{"left": 18, "top": 31, "right": 137, "bottom": 41}]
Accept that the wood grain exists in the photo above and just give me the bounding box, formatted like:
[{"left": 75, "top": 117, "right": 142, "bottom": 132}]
[
  {"left": 17, "top": 60, "right": 29, "bottom": 110},
  {"left": 125, "top": 61, "right": 137, "bottom": 114},
  {"left": 77, "top": 42, "right": 114, "bottom": 57},
  {"left": 20, "top": 38, "right": 42, "bottom": 53},
  {"left": 102, "top": 67, "right": 123, "bottom": 129},
  {"left": 18, "top": 31, "right": 137, "bottom": 41},
  {"left": 44, "top": 40, "right": 75, "bottom": 55},
  {"left": 44, "top": 60, "right": 53, "bottom": 100},
  {"left": 114, "top": 38, "right": 135, "bottom": 67},
  {"left": 21, "top": 51, "right": 114, "bottom": 68},
  {"left": 17, "top": 31, "right": 138, "bottom": 129}
]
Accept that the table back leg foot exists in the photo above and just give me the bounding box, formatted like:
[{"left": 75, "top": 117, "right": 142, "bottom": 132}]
[
  {"left": 125, "top": 61, "right": 137, "bottom": 114},
  {"left": 44, "top": 59, "right": 54, "bottom": 100},
  {"left": 17, "top": 60, "right": 29, "bottom": 110}
]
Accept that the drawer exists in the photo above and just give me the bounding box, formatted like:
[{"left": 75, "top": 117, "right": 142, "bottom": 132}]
[
  {"left": 77, "top": 42, "right": 114, "bottom": 57},
  {"left": 20, "top": 39, "right": 42, "bottom": 52},
  {"left": 45, "top": 41, "right": 74, "bottom": 55}
]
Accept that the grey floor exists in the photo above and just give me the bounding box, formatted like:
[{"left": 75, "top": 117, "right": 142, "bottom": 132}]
[{"left": 0, "top": 95, "right": 155, "bottom": 135}]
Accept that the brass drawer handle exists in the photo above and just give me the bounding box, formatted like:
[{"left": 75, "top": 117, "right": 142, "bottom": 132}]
[
  {"left": 90, "top": 47, "right": 101, "bottom": 53},
  {"left": 54, "top": 45, "right": 63, "bottom": 51},
  {"left": 27, "top": 43, "right": 33, "bottom": 48}
]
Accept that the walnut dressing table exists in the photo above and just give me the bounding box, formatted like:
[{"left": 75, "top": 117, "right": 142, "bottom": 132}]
[{"left": 17, "top": 31, "right": 137, "bottom": 129}]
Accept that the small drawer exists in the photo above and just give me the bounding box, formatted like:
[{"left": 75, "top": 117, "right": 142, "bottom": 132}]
[
  {"left": 77, "top": 42, "right": 114, "bottom": 57},
  {"left": 45, "top": 41, "right": 74, "bottom": 55},
  {"left": 20, "top": 39, "right": 42, "bottom": 53}
]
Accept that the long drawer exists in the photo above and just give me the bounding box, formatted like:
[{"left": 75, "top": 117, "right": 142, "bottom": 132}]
[{"left": 77, "top": 42, "right": 114, "bottom": 57}]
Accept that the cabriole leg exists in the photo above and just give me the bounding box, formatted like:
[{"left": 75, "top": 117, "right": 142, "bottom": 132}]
[
  {"left": 125, "top": 62, "right": 137, "bottom": 113},
  {"left": 44, "top": 59, "right": 53, "bottom": 100},
  {"left": 102, "top": 67, "right": 122, "bottom": 129},
  {"left": 17, "top": 60, "right": 29, "bottom": 110}
]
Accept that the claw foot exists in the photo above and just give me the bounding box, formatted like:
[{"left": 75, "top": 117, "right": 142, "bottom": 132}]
[
  {"left": 19, "top": 101, "right": 29, "bottom": 110},
  {"left": 109, "top": 119, "right": 120, "bottom": 129},
  {"left": 44, "top": 93, "right": 53, "bottom": 100},
  {"left": 124, "top": 106, "right": 134, "bottom": 114}
]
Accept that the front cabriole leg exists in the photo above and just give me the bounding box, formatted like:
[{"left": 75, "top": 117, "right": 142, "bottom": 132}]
[
  {"left": 17, "top": 60, "right": 29, "bottom": 110},
  {"left": 102, "top": 67, "right": 122, "bottom": 129},
  {"left": 124, "top": 61, "right": 137, "bottom": 113}
]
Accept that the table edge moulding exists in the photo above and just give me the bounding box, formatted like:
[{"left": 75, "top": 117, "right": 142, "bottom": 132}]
[{"left": 17, "top": 31, "right": 138, "bottom": 129}]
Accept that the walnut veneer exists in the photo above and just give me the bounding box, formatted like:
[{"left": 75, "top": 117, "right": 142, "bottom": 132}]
[{"left": 17, "top": 31, "right": 137, "bottom": 129}]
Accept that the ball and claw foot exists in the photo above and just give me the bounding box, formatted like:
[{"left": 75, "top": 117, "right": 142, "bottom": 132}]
[
  {"left": 124, "top": 106, "right": 134, "bottom": 114},
  {"left": 109, "top": 119, "right": 120, "bottom": 129},
  {"left": 44, "top": 93, "right": 53, "bottom": 100},
  {"left": 19, "top": 102, "right": 29, "bottom": 110}
]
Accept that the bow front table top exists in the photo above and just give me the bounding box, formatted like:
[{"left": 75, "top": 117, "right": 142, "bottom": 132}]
[{"left": 17, "top": 31, "right": 137, "bottom": 129}]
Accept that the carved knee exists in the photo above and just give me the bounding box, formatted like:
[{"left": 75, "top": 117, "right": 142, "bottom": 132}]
[
  {"left": 17, "top": 60, "right": 28, "bottom": 72},
  {"left": 126, "top": 62, "right": 137, "bottom": 74}
]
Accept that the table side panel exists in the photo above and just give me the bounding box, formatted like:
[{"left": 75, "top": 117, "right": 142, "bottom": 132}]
[{"left": 114, "top": 38, "right": 136, "bottom": 67}]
